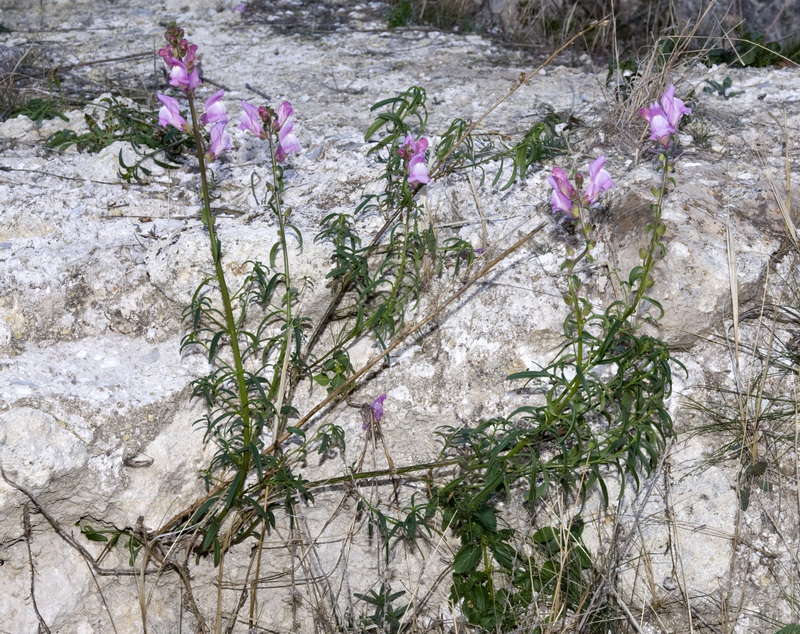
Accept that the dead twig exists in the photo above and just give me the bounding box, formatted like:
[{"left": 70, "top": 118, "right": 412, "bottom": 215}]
[{"left": 23, "top": 504, "right": 52, "bottom": 634}]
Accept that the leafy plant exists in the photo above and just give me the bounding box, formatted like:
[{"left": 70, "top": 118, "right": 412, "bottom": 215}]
[
  {"left": 76, "top": 521, "right": 144, "bottom": 566},
  {"left": 435, "top": 110, "right": 567, "bottom": 189},
  {"left": 385, "top": 0, "right": 477, "bottom": 32},
  {"left": 703, "top": 76, "right": 744, "bottom": 100},
  {"left": 45, "top": 92, "right": 188, "bottom": 181},
  {"left": 8, "top": 96, "right": 68, "bottom": 122},
  {"left": 387, "top": 0, "right": 413, "bottom": 29},
  {"left": 354, "top": 583, "right": 410, "bottom": 634},
  {"left": 705, "top": 29, "right": 787, "bottom": 68},
  {"left": 64, "top": 22, "right": 687, "bottom": 634}
]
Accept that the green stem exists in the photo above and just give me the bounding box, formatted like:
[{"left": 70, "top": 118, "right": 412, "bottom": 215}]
[
  {"left": 264, "top": 133, "right": 293, "bottom": 442},
  {"left": 186, "top": 95, "right": 252, "bottom": 465},
  {"left": 250, "top": 131, "right": 295, "bottom": 629},
  {"left": 565, "top": 238, "right": 591, "bottom": 372},
  {"left": 622, "top": 152, "right": 670, "bottom": 321}
]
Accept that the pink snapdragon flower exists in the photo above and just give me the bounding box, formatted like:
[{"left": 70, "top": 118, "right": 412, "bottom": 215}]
[
  {"left": 240, "top": 100, "right": 268, "bottom": 139},
  {"left": 157, "top": 94, "right": 190, "bottom": 132},
  {"left": 275, "top": 101, "right": 294, "bottom": 131},
  {"left": 200, "top": 90, "right": 228, "bottom": 126},
  {"left": 583, "top": 156, "right": 614, "bottom": 204},
  {"left": 156, "top": 25, "right": 229, "bottom": 163},
  {"left": 548, "top": 167, "right": 577, "bottom": 214},
  {"left": 639, "top": 104, "right": 672, "bottom": 146},
  {"left": 398, "top": 133, "right": 430, "bottom": 185},
  {"left": 547, "top": 156, "right": 614, "bottom": 216},
  {"left": 660, "top": 85, "right": 692, "bottom": 129},
  {"left": 167, "top": 59, "right": 201, "bottom": 93},
  {"left": 640, "top": 84, "right": 692, "bottom": 148},
  {"left": 240, "top": 99, "right": 301, "bottom": 163},
  {"left": 157, "top": 91, "right": 230, "bottom": 162},
  {"left": 207, "top": 122, "right": 231, "bottom": 162},
  {"left": 276, "top": 121, "right": 301, "bottom": 162}
]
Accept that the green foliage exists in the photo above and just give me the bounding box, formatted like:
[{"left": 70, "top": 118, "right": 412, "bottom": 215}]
[
  {"left": 435, "top": 110, "right": 567, "bottom": 189},
  {"left": 312, "top": 348, "right": 355, "bottom": 391},
  {"left": 432, "top": 314, "right": 674, "bottom": 628},
  {"left": 69, "top": 23, "right": 682, "bottom": 628},
  {"left": 703, "top": 76, "right": 744, "bottom": 100},
  {"left": 8, "top": 97, "right": 68, "bottom": 122},
  {"left": 387, "top": 0, "right": 413, "bottom": 29},
  {"left": 432, "top": 428, "right": 612, "bottom": 630},
  {"left": 354, "top": 584, "right": 410, "bottom": 634},
  {"left": 76, "top": 521, "right": 143, "bottom": 566},
  {"left": 425, "top": 146, "right": 679, "bottom": 631},
  {"left": 45, "top": 93, "right": 187, "bottom": 181},
  {"left": 177, "top": 84, "right": 495, "bottom": 566},
  {"left": 385, "top": 0, "right": 476, "bottom": 32},
  {"left": 316, "top": 86, "right": 481, "bottom": 356},
  {"left": 776, "top": 625, "right": 800, "bottom": 634},
  {"left": 705, "top": 29, "right": 788, "bottom": 68}
]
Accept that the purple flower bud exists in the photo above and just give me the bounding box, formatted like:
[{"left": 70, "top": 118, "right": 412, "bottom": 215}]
[
  {"left": 184, "top": 43, "right": 198, "bottom": 68},
  {"left": 159, "top": 36, "right": 200, "bottom": 94},
  {"left": 157, "top": 48, "right": 179, "bottom": 68}
]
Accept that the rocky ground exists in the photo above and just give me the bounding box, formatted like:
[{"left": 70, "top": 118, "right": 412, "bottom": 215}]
[{"left": 1, "top": 0, "right": 799, "bottom": 632}]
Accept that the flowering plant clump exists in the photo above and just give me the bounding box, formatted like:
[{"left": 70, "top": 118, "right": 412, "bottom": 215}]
[
  {"left": 398, "top": 133, "right": 430, "bottom": 184},
  {"left": 240, "top": 99, "right": 301, "bottom": 162},
  {"left": 547, "top": 155, "right": 614, "bottom": 218},
  {"left": 639, "top": 84, "right": 692, "bottom": 148},
  {"left": 60, "top": 14, "right": 688, "bottom": 630}
]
